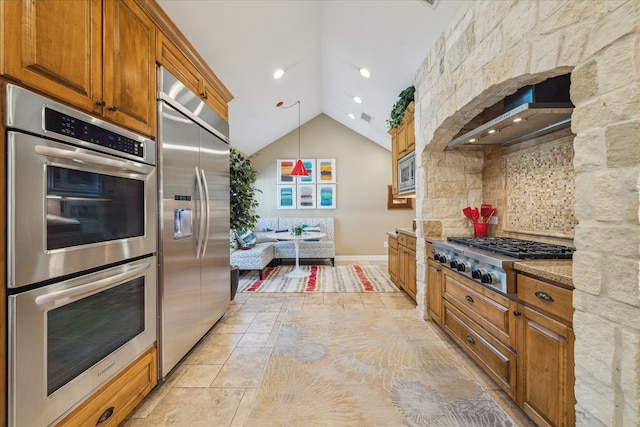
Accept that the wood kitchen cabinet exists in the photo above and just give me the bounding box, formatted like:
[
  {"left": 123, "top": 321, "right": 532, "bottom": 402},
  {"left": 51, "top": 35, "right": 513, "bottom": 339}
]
[
  {"left": 389, "top": 102, "right": 415, "bottom": 197},
  {"left": 388, "top": 235, "right": 399, "bottom": 285},
  {"left": 1, "top": 0, "right": 156, "bottom": 137},
  {"left": 396, "top": 232, "right": 417, "bottom": 301},
  {"left": 442, "top": 269, "right": 518, "bottom": 398},
  {"left": 427, "top": 258, "right": 443, "bottom": 325},
  {"left": 57, "top": 346, "right": 158, "bottom": 427},
  {"left": 156, "top": 31, "right": 229, "bottom": 121},
  {"left": 516, "top": 274, "right": 575, "bottom": 427}
]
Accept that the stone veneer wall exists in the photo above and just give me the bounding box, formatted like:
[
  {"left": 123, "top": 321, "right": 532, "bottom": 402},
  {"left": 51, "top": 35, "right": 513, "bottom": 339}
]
[{"left": 414, "top": 1, "right": 640, "bottom": 425}]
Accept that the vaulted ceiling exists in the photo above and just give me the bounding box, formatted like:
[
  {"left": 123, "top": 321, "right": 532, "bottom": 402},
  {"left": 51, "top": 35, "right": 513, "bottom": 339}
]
[{"left": 157, "top": 0, "right": 464, "bottom": 156}]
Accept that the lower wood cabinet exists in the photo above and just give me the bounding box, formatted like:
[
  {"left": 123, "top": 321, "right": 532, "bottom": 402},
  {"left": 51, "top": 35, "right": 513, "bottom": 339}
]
[
  {"left": 388, "top": 235, "right": 398, "bottom": 285},
  {"left": 516, "top": 274, "right": 575, "bottom": 427},
  {"left": 426, "top": 258, "right": 443, "bottom": 325},
  {"left": 57, "top": 345, "right": 157, "bottom": 427},
  {"left": 395, "top": 232, "right": 416, "bottom": 301},
  {"left": 432, "top": 260, "right": 575, "bottom": 427}
]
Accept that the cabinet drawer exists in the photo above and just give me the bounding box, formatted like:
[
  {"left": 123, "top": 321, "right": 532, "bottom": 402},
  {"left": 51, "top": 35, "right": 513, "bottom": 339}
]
[
  {"left": 518, "top": 274, "right": 573, "bottom": 324},
  {"left": 443, "top": 270, "right": 515, "bottom": 348},
  {"left": 444, "top": 301, "right": 517, "bottom": 399},
  {"left": 398, "top": 233, "right": 416, "bottom": 250},
  {"left": 57, "top": 346, "right": 157, "bottom": 427},
  {"left": 388, "top": 235, "right": 398, "bottom": 250}
]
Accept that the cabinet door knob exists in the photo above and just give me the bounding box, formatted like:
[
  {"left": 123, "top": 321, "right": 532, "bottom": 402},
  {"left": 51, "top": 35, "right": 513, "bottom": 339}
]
[
  {"left": 465, "top": 335, "right": 475, "bottom": 345},
  {"left": 95, "top": 100, "right": 106, "bottom": 107},
  {"left": 107, "top": 105, "right": 117, "bottom": 112},
  {"left": 465, "top": 295, "right": 474, "bottom": 304},
  {"left": 535, "top": 291, "right": 554, "bottom": 302},
  {"left": 200, "top": 92, "right": 208, "bottom": 99},
  {"left": 513, "top": 311, "right": 522, "bottom": 316}
]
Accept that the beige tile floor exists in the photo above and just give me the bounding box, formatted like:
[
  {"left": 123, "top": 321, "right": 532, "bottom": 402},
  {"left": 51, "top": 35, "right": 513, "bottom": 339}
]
[{"left": 122, "top": 261, "right": 535, "bottom": 426}]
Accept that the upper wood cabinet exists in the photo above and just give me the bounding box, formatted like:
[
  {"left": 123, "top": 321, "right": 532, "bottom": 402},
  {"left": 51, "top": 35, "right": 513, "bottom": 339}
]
[
  {"left": 102, "top": 0, "right": 156, "bottom": 136},
  {"left": 389, "top": 101, "right": 415, "bottom": 197},
  {"left": 1, "top": 0, "right": 156, "bottom": 137},
  {"left": 156, "top": 31, "right": 229, "bottom": 122}
]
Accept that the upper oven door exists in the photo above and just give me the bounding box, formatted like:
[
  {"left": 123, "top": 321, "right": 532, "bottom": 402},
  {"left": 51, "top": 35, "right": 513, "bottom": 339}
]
[{"left": 7, "top": 132, "right": 157, "bottom": 288}]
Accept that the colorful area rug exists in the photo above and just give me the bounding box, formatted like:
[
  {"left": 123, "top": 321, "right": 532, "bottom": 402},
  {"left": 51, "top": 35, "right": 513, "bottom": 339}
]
[
  {"left": 245, "top": 308, "right": 516, "bottom": 426},
  {"left": 238, "top": 265, "right": 399, "bottom": 293}
]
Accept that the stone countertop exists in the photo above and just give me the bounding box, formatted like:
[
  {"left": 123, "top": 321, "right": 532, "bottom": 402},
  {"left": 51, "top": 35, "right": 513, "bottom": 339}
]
[
  {"left": 513, "top": 260, "right": 573, "bottom": 287},
  {"left": 395, "top": 228, "right": 415, "bottom": 237}
]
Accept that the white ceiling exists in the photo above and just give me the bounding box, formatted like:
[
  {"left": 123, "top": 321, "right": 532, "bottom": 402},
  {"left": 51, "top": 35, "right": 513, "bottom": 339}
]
[{"left": 157, "top": 0, "right": 464, "bottom": 156}]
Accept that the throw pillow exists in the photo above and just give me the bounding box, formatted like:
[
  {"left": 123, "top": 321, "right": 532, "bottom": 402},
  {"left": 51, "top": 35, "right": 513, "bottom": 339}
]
[
  {"left": 235, "top": 229, "right": 257, "bottom": 249},
  {"left": 302, "top": 224, "right": 322, "bottom": 241},
  {"left": 230, "top": 230, "right": 239, "bottom": 250}
]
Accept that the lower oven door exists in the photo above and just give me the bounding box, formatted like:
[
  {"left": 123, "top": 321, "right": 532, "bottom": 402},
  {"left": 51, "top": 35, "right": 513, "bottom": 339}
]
[
  {"left": 8, "top": 256, "right": 157, "bottom": 427},
  {"left": 7, "top": 130, "right": 157, "bottom": 289}
]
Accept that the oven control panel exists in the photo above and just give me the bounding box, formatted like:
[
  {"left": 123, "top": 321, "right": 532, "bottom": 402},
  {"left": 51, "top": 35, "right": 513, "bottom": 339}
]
[
  {"left": 44, "top": 108, "right": 144, "bottom": 158},
  {"left": 434, "top": 250, "right": 508, "bottom": 293}
]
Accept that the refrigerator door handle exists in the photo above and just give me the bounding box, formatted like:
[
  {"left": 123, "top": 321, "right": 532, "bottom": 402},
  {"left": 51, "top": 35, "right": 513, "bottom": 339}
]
[
  {"left": 194, "top": 166, "right": 206, "bottom": 259},
  {"left": 200, "top": 169, "right": 211, "bottom": 257}
]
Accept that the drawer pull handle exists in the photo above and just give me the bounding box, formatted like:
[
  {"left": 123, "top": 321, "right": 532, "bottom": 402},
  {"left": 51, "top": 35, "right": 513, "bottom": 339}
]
[
  {"left": 513, "top": 311, "right": 522, "bottom": 316},
  {"left": 465, "top": 295, "right": 474, "bottom": 303},
  {"left": 535, "top": 291, "right": 554, "bottom": 302},
  {"left": 465, "top": 335, "right": 475, "bottom": 345},
  {"left": 96, "top": 406, "right": 114, "bottom": 425}
]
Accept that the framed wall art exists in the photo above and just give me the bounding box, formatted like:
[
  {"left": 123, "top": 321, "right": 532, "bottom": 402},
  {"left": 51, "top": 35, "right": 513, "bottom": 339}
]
[
  {"left": 297, "top": 185, "right": 316, "bottom": 209},
  {"left": 297, "top": 159, "right": 316, "bottom": 184},
  {"left": 277, "top": 160, "right": 296, "bottom": 184},
  {"left": 316, "top": 159, "right": 336, "bottom": 183},
  {"left": 277, "top": 185, "right": 296, "bottom": 209},
  {"left": 317, "top": 184, "right": 336, "bottom": 209}
]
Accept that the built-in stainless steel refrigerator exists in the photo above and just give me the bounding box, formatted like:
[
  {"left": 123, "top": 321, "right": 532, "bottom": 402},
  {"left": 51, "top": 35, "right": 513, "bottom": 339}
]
[{"left": 157, "top": 67, "right": 230, "bottom": 378}]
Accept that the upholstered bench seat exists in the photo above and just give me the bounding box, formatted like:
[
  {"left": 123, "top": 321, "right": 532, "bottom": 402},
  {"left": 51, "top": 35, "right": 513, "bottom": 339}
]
[{"left": 230, "top": 242, "right": 274, "bottom": 279}]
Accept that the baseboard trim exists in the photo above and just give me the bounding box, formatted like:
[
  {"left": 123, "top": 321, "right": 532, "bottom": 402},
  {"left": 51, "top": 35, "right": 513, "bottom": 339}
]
[{"left": 335, "top": 255, "right": 388, "bottom": 262}]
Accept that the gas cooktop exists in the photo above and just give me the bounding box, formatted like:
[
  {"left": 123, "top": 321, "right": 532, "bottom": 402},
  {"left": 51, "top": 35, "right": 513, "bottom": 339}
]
[{"left": 447, "top": 237, "right": 574, "bottom": 260}]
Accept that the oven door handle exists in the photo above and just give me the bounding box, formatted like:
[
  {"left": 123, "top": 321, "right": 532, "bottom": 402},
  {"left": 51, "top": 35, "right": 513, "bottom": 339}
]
[
  {"left": 34, "top": 262, "right": 150, "bottom": 306},
  {"left": 194, "top": 167, "right": 206, "bottom": 259},
  {"left": 200, "top": 169, "right": 211, "bottom": 257},
  {"left": 34, "top": 145, "right": 151, "bottom": 175}
]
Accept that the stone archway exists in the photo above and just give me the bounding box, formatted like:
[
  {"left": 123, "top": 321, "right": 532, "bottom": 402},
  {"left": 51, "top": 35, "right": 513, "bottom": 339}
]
[{"left": 414, "top": 1, "right": 640, "bottom": 425}]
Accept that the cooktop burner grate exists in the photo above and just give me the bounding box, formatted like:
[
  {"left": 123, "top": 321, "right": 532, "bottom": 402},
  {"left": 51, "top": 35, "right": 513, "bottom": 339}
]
[{"left": 446, "top": 237, "right": 574, "bottom": 259}]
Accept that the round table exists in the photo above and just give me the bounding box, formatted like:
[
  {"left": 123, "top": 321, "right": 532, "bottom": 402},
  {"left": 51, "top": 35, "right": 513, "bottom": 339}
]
[{"left": 267, "top": 231, "right": 326, "bottom": 278}]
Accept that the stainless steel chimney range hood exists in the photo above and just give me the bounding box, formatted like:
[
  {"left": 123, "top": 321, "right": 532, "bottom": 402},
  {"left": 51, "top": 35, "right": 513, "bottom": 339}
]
[{"left": 448, "top": 74, "right": 573, "bottom": 148}]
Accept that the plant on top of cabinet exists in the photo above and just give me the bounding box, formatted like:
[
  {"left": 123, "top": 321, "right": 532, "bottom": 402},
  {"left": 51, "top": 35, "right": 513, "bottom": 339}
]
[
  {"left": 230, "top": 148, "right": 261, "bottom": 232},
  {"left": 387, "top": 85, "right": 415, "bottom": 129}
]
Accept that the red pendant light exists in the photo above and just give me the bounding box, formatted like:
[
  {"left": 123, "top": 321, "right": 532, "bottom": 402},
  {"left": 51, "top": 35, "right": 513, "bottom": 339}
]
[{"left": 276, "top": 100, "right": 309, "bottom": 176}]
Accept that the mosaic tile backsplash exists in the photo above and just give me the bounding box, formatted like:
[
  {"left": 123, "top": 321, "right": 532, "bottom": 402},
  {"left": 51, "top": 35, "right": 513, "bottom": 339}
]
[{"left": 505, "top": 141, "right": 575, "bottom": 237}]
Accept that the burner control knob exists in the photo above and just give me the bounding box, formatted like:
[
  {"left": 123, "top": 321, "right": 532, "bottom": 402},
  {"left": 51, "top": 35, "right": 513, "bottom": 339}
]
[
  {"left": 481, "top": 272, "right": 498, "bottom": 284},
  {"left": 457, "top": 262, "right": 471, "bottom": 272},
  {"left": 472, "top": 269, "right": 484, "bottom": 279},
  {"left": 437, "top": 254, "right": 450, "bottom": 265},
  {"left": 450, "top": 259, "right": 459, "bottom": 269}
]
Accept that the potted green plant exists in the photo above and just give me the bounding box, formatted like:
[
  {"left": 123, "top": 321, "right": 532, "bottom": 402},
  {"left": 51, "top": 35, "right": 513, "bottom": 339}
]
[
  {"left": 387, "top": 85, "right": 415, "bottom": 129},
  {"left": 229, "top": 147, "right": 261, "bottom": 232}
]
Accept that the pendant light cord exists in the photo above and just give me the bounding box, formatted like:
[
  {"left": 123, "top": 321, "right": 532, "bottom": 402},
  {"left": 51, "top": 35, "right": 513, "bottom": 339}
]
[{"left": 278, "top": 100, "right": 301, "bottom": 158}]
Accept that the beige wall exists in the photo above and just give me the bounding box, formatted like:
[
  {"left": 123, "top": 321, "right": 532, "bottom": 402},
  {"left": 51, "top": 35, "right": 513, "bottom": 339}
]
[{"left": 247, "top": 113, "right": 415, "bottom": 258}]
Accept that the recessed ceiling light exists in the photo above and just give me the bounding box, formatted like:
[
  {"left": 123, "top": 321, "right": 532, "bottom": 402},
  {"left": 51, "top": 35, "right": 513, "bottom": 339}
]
[
  {"left": 359, "top": 68, "right": 371, "bottom": 79},
  {"left": 353, "top": 96, "right": 362, "bottom": 104},
  {"left": 348, "top": 113, "right": 356, "bottom": 120},
  {"left": 273, "top": 68, "right": 285, "bottom": 79}
]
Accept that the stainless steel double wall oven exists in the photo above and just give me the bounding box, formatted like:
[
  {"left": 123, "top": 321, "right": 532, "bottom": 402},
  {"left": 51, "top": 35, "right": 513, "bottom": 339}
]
[{"left": 5, "top": 85, "right": 158, "bottom": 427}]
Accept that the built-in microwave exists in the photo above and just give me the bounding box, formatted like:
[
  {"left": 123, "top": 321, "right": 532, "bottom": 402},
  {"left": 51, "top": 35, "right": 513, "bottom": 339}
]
[{"left": 398, "top": 151, "right": 416, "bottom": 195}]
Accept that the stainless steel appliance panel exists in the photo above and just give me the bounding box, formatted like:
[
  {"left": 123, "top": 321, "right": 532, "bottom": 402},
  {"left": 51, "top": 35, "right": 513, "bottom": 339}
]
[
  {"left": 157, "top": 66, "right": 230, "bottom": 378},
  {"left": 158, "top": 102, "right": 204, "bottom": 375},
  {"left": 7, "top": 132, "right": 157, "bottom": 288},
  {"left": 8, "top": 256, "right": 157, "bottom": 427},
  {"left": 199, "top": 129, "right": 230, "bottom": 335}
]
